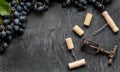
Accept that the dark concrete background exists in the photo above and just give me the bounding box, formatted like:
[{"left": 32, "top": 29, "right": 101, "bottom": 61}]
[{"left": 0, "top": 1, "right": 120, "bottom": 72}]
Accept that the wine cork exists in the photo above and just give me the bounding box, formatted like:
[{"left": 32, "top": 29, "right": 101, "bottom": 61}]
[
  {"left": 84, "top": 13, "right": 93, "bottom": 26},
  {"left": 68, "top": 59, "right": 86, "bottom": 69},
  {"left": 102, "top": 11, "right": 119, "bottom": 33},
  {"left": 65, "top": 38, "right": 74, "bottom": 50},
  {"left": 73, "top": 25, "right": 84, "bottom": 36}
]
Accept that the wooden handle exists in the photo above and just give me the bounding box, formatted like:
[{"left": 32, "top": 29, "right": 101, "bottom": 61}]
[
  {"left": 68, "top": 59, "right": 86, "bottom": 69},
  {"left": 65, "top": 38, "right": 74, "bottom": 50},
  {"left": 73, "top": 25, "right": 84, "bottom": 36},
  {"left": 84, "top": 13, "right": 93, "bottom": 26},
  {"left": 102, "top": 11, "right": 119, "bottom": 33}
]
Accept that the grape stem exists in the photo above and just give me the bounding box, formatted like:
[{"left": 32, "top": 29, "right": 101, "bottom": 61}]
[
  {"left": 16, "top": 0, "right": 21, "bottom": 5},
  {"left": 0, "top": 15, "right": 7, "bottom": 30},
  {"left": 34, "top": 0, "right": 37, "bottom": 4},
  {"left": 9, "top": 7, "right": 15, "bottom": 20},
  {"left": 101, "top": 0, "right": 104, "bottom": 4},
  {"left": 0, "top": 16, "right": 2, "bottom": 25}
]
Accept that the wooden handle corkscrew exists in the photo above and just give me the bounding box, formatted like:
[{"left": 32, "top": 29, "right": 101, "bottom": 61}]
[
  {"left": 102, "top": 11, "right": 119, "bottom": 33},
  {"left": 68, "top": 59, "right": 86, "bottom": 69}
]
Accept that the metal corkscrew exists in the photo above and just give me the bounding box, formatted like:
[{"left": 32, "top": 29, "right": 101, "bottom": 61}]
[{"left": 80, "top": 38, "right": 117, "bottom": 65}]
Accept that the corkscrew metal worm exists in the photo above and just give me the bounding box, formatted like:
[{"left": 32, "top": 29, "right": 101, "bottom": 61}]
[
  {"left": 93, "top": 24, "right": 108, "bottom": 36},
  {"left": 65, "top": 38, "right": 86, "bottom": 69}
]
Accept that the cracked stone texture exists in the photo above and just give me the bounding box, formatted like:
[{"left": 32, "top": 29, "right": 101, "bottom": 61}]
[{"left": 0, "top": 1, "right": 120, "bottom": 72}]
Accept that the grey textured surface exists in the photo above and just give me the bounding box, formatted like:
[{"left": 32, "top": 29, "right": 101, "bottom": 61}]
[{"left": 0, "top": 1, "right": 120, "bottom": 72}]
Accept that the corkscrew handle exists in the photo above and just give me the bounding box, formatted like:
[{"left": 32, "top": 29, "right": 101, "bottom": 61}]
[{"left": 102, "top": 11, "right": 119, "bottom": 33}]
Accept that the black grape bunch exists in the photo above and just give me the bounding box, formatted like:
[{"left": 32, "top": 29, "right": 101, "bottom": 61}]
[
  {"left": 0, "top": 0, "right": 31, "bottom": 54},
  {"left": 0, "top": 0, "right": 52, "bottom": 54},
  {"left": 61, "top": 0, "right": 112, "bottom": 11},
  {"left": 33, "top": 0, "right": 49, "bottom": 12}
]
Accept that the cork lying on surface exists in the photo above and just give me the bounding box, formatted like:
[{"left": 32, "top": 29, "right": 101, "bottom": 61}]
[
  {"left": 102, "top": 11, "right": 119, "bottom": 33},
  {"left": 84, "top": 13, "right": 93, "bottom": 26},
  {"left": 65, "top": 38, "right": 74, "bottom": 50},
  {"left": 68, "top": 59, "right": 86, "bottom": 69},
  {"left": 73, "top": 25, "right": 84, "bottom": 36}
]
